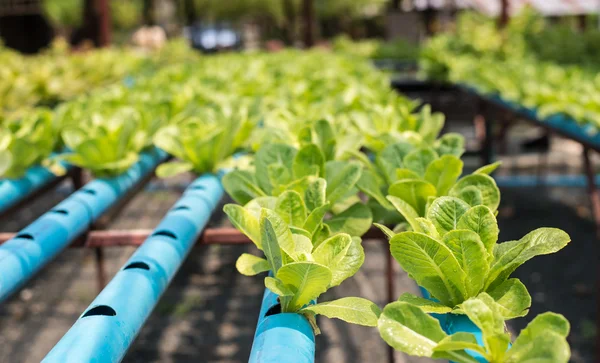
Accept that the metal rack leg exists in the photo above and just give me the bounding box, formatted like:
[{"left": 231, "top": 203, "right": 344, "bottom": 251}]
[
  {"left": 70, "top": 167, "right": 85, "bottom": 190},
  {"left": 95, "top": 247, "right": 107, "bottom": 292},
  {"left": 585, "top": 148, "right": 600, "bottom": 362},
  {"left": 474, "top": 98, "right": 493, "bottom": 166},
  {"left": 582, "top": 147, "right": 600, "bottom": 237}
]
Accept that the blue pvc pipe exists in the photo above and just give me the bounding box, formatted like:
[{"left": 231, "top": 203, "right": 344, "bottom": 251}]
[
  {"left": 459, "top": 84, "right": 600, "bottom": 149},
  {"left": 42, "top": 174, "right": 223, "bottom": 363},
  {"left": 249, "top": 288, "right": 315, "bottom": 363},
  {"left": 419, "top": 287, "right": 486, "bottom": 363},
  {"left": 0, "top": 148, "right": 167, "bottom": 303},
  {"left": 69, "top": 148, "right": 167, "bottom": 220},
  {"left": 445, "top": 314, "right": 487, "bottom": 363},
  {"left": 494, "top": 174, "right": 600, "bottom": 188},
  {"left": 0, "top": 163, "right": 72, "bottom": 214}
]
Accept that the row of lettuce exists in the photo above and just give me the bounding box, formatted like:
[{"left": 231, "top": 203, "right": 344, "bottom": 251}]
[
  {"left": 0, "top": 48, "right": 433, "bottom": 180},
  {"left": 1, "top": 49, "right": 571, "bottom": 361},
  {"left": 420, "top": 11, "right": 600, "bottom": 131},
  {"left": 206, "top": 52, "right": 570, "bottom": 362},
  {"left": 0, "top": 39, "right": 196, "bottom": 116}
]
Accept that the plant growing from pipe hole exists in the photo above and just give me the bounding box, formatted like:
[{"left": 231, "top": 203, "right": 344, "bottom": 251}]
[
  {"left": 225, "top": 207, "right": 380, "bottom": 332},
  {"left": 55, "top": 106, "right": 159, "bottom": 177},
  {"left": 223, "top": 142, "right": 373, "bottom": 239},
  {"left": 0, "top": 109, "right": 59, "bottom": 178},
  {"left": 376, "top": 192, "right": 570, "bottom": 318},
  {"left": 153, "top": 104, "right": 256, "bottom": 177},
  {"left": 374, "top": 190, "right": 571, "bottom": 361},
  {"left": 356, "top": 131, "right": 499, "bottom": 225},
  {"left": 378, "top": 294, "right": 570, "bottom": 362}
]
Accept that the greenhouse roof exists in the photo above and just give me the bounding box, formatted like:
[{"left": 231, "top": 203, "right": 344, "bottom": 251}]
[{"left": 412, "top": 0, "right": 599, "bottom": 16}]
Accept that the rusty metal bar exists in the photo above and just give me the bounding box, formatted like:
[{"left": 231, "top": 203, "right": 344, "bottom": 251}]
[
  {"left": 0, "top": 226, "right": 389, "bottom": 247},
  {"left": 94, "top": 247, "right": 107, "bottom": 291},
  {"left": 582, "top": 147, "right": 600, "bottom": 237}
]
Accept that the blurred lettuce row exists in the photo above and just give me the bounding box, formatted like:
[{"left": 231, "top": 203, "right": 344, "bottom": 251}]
[
  {"left": 0, "top": 109, "right": 58, "bottom": 179},
  {"left": 420, "top": 11, "right": 600, "bottom": 132},
  {"left": 332, "top": 35, "right": 420, "bottom": 61},
  {"left": 151, "top": 50, "right": 445, "bottom": 179},
  {"left": 0, "top": 39, "right": 201, "bottom": 179},
  {"left": 1, "top": 48, "right": 437, "bottom": 179},
  {"left": 0, "top": 38, "right": 201, "bottom": 117}
]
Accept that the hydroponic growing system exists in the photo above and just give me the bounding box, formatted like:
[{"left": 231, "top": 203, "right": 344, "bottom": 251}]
[{"left": 0, "top": 45, "right": 576, "bottom": 363}]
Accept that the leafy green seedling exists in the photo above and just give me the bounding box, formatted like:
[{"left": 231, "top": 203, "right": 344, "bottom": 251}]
[
  {"left": 57, "top": 107, "right": 157, "bottom": 177},
  {"left": 223, "top": 143, "right": 373, "bottom": 238},
  {"left": 381, "top": 195, "right": 570, "bottom": 317},
  {"left": 154, "top": 105, "right": 255, "bottom": 177},
  {"left": 0, "top": 109, "right": 58, "bottom": 178},
  {"left": 358, "top": 144, "right": 501, "bottom": 226},
  {"left": 378, "top": 294, "right": 570, "bottom": 363},
  {"left": 228, "top": 208, "right": 380, "bottom": 332}
]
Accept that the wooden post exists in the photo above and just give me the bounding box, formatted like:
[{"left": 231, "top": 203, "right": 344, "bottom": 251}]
[
  {"left": 302, "top": 0, "right": 315, "bottom": 47},
  {"left": 498, "top": 0, "right": 509, "bottom": 28},
  {"left": 283, "top": 0, "right": 297, "bottom": 46},
  {"left": 143, "top": 0, "right": 155, "bottom": 26},
  {"left": 184, "top": 0, "right": 196, "bottom": 26},
  {"left": 578, "top": 14, "right": 587, "bottom": 32},
  {"left": 97, "top": 0, "right": 111, "bottom": 46}
]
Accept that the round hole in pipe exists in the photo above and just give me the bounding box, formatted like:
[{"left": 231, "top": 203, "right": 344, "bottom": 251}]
[
  {"left": 152, "top": 230, "right": 177, "bottom": 240},
  {"left": 82, "top": 189, "right": 97, "bottom": 195},
  {"left": 172, "top": 205, "right": 190, "bottom": 211},
  {"left": 124, "top": 261, "right": 150, "bottom": 271},
  {"left": 15, "top": 233, "right": 34, "bottom": 240},
  {"left": 265, "top": 303, "right": 282, "bottom": 317},
  {"left": 51, "top": 209, "right": 69, "bottom": 215},
  {"left": 82, "top": 305, "right": 116, "bottom": 318}
]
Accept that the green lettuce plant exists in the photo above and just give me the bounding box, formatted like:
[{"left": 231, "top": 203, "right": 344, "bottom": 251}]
[
  {"left": 376, "top": 185, "right": 570, "bottom": 317},
  {"left": 223, "top": 142, "right": 373, "bottom": 238},
  {"left": 378, "top": 294, "right": 570, "bottom": 363},
  {"left": 386, "top": 213, "right": 569, "bottom": 317},
  {"left": 154, "top": 105, "right": 255, "bottom": 177},
  {"left": 0, "top": 108, "right": 58, "bottom": 179},
  {"left": 351, "top": 104, "right": 448, "bottom": 152},
  {"left": 57, "top": 106, "right": 156, "bottom": 177},
  {"left": 355, "top": 136, "right": 477, "bottom": 225},
  {"left": 226, "top": 206, "right": 380, "bottom": 332}
]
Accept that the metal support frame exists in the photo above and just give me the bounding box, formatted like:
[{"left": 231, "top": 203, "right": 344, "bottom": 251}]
[{"left": 582, "top": 148, "right": 600, "bottom": 237}]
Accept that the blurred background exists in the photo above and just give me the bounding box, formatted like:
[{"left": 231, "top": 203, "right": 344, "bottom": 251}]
[{"left": 1, "top": 1, "right": 599, "bottom": 362}]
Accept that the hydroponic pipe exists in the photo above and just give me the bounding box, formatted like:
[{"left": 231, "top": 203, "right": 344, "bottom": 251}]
[
  {"left": 0, "top": 164, "right": 72, "bottom": 214},
  {"left": 42, "top": 174, "right": 223, "bottom": 363},
  {"left": 419, "top": 287, "right": 486, "bottom": 363},
  {"left": 249, "top": 287, "right": 315, "bottom": 363},
  {"left": 0, "top": 148, "right": 167, "bottom": 303}
]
